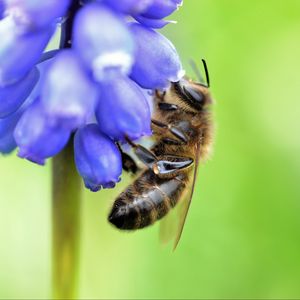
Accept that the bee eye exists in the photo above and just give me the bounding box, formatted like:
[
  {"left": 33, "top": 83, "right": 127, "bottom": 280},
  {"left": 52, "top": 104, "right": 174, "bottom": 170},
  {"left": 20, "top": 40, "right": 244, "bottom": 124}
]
[
  {"left": 182, "top": 85, "right": 204, "bottom": 104},
  {"left": 174, "top": 81, "right": 205, "bottom": 110}
]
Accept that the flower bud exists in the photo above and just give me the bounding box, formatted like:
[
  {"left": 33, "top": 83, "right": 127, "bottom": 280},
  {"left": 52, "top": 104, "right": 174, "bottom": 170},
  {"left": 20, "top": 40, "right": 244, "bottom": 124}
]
[
  {"left": 73, "top": 3, "right": 135, "bottom": 82},
  {"left": 14, "top": 101, "right": 71, "bottom": 165},
  {"left": 41, "top": 50, "right": 98, "bottom": 130},
  {"left": 96, "top": 74, "right": 151, "bottom": 141},
  {"left": 4, "top": 0, "right": 71, "bottom": 30},
  {"left": 0, "top": 67, "right": 39, "bottom": 118},
  {"left": 74, "top": 124, "right": 122, "bottom": 191},
  {"left": 0, "top": 16, "right": 54, "bottom": 85},
  {"left": 129, "top": 23, "right": 184, "bottom": 89}
]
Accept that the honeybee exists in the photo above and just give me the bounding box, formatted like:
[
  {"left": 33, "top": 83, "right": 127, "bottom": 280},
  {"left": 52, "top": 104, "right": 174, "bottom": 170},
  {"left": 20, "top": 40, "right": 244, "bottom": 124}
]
[{"left": 109, "top": 60, "right": 214, "bottom": 249}]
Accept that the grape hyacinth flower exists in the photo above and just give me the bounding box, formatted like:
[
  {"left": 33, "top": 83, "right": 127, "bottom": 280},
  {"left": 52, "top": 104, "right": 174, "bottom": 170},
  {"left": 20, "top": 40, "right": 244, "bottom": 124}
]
[
  {"left": 0, "top": 0, "right": 184, "bottom": 191},
  {"left": 0, "top": 0, "right": 184, "bottom": 298}
]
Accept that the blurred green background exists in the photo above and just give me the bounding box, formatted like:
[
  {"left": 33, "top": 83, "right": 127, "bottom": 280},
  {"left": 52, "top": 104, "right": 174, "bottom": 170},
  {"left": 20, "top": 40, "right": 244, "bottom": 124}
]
[{"left": 1, "top": 0, "right": 300, "bottom": 298}]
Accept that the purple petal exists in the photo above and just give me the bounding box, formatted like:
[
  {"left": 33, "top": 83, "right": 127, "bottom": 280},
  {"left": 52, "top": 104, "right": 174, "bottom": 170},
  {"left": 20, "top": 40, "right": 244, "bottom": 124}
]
[
  {"left": 96, "top": 74, "right": 151, "bottom": 141},
  {"left": 74, "top": 124, "right": 122, "bottom": 192},
  {"left": 130, "top": 23, "right": 184, "bottom": 89},
  {"left": 4, "top": 0, "right": 71, "bottom": 30},
  {"left": 0, "top": 107, "right": 23, "bottom": 154},
  {"left": 0, "top": 1, "right": 4, "bottom": 19},
  {"left": 102, "top": 0, "right": 153, "bottom": 14},
  {"left": 134, "top": 14, "right": 174, "bottom": 28},
  {"left": 0, "top": 16, "right": 54, "bottom": 86},
  {"left": 14, "top": 100, "right": 71, "bottom": 165},
  {"left": 0, "top": 67, "right": 39, "bottom": 118},
  {"left": 40, "top": 50, "right": 98, "bottom": 130},
  {"left": 73, "top": 3, "right": 135, "bottom": 82},
  {"left": 141, "top": 0, "right": 182, "bottom": 19}
]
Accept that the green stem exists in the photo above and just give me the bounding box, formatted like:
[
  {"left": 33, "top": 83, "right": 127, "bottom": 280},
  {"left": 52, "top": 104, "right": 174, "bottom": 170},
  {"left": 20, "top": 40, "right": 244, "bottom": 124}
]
[{"left": 52, "top": 139, "right": 82, "bottom": 299}]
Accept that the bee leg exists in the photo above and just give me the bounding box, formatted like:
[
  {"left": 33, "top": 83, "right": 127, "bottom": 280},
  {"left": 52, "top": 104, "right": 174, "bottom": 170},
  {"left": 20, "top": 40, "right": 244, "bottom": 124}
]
[
  {"left": 152, "top": 155, "right": 194, "bottom": 178},
  {"left": 151, "top": 119, "right": 188, "bottom": 145},
  {"left": 117, "top": 143, "right": 139, "bottom": 175},
  {"left": 125, "top": 138, "right": 157, "bottom": 168},
  {"left": 125, "top": 137, "right": 193, "bottom": 178},
  {"left": 158, "top": 102, "right": 178, "bottom": 111}
]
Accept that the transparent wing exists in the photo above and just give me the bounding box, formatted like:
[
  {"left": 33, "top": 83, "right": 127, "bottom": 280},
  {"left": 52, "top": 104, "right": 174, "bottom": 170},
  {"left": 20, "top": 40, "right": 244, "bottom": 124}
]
[
  {"left": 159, "top": 203, "right": 179, "bottom": 245},
  {"left": 159, "top": 142, "right": 201, "bottom": 250}
]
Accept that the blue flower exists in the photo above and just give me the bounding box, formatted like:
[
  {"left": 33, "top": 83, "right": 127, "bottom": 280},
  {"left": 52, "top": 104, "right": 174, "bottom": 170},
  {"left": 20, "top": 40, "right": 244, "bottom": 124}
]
[
  {"left": 4, "top": 0, "right": 71, "bottom": 30},
  {"left": 0, "top": 106, "right": 22, "bottom": 153},
  {"left": 103, "top": 0, "right": 183, "bottom": 28},
  {"left": 0, "top": 16, "right": 54, "bottom": 85},
  {"left": 73, "top": 3, "right": 135, "bottom": 82},
  {"left": 139, "top": 0, "right": 182, "bottom": 20},
  {"left": 0, "top": 2, "right": 4, "bottom": 19},
  {"left": 0, "top": 66, "right": 39, "bottom": 118},
  {"left": 74, "top": 124, "right": 122, "bottom": 192},
  {"left": 96, "top": 74, "right": 151, "bottom": 141},
  {"left": 0, "top": 0, "right": 184, "bottom": 190},
  {"left": 40, "top": 50, "right": 98, "bottom": 130},
  {"left": 102, "top": 0, "right": 152, "bottom": 14},
  {"left": 130, "top": 23, "right": 184, "bottom": 89},
  {"left": 14, "top": 100, "right": 71, "bottom": 165}
]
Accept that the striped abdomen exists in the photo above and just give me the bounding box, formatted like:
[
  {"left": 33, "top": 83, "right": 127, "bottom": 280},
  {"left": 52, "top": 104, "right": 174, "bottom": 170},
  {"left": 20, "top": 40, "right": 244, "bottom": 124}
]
[{"left": 109, "top": 170, "right": 188, "bottom": 230}]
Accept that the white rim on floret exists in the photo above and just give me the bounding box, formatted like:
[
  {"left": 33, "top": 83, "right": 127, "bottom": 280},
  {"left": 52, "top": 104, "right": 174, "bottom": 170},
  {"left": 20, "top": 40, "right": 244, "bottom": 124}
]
[{"left": 92, "top": 51, "right": 133, "bottom": 82}]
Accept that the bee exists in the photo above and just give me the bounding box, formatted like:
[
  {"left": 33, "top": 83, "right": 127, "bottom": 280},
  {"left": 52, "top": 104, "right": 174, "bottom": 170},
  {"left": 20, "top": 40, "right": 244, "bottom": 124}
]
[{"left": 109, "top": 60, "right": 214, "bottom": 249}]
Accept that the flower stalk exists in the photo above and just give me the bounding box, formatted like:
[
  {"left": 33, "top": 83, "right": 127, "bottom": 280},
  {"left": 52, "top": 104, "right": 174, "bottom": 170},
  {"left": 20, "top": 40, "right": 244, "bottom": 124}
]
[
  {"left": 52, "top": 138, "right": 82, "bottom": 299},
  {"left": 51, "top": 3, "right": 82, "bottom": 298}
]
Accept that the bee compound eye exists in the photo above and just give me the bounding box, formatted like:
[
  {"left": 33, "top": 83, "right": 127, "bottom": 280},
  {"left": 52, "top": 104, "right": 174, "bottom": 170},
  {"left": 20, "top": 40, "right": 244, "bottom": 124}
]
[
  {"left": 182, "top": 85, "right": 204, "bottom": 105},
  {"left": 174, "top": 81, "right": 205, "bottom": 110}
]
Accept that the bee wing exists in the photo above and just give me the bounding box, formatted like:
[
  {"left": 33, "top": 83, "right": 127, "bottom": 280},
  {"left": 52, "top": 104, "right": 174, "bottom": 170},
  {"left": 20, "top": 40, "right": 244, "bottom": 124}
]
[
  {"left": 159, "top": 203, "right": 179, "bottom": 245},
  {"left": 159, "top": 142, "right": 201, "bottom": 250},
  {"left": 172, "top": 142, "right": 201, "bottom": 250}
]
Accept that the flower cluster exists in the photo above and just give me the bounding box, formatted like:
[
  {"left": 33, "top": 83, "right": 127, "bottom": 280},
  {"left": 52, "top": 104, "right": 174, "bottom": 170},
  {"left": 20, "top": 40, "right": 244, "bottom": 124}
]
[{"left": 0, "top": 0, "right": 184, "bottom": 191}]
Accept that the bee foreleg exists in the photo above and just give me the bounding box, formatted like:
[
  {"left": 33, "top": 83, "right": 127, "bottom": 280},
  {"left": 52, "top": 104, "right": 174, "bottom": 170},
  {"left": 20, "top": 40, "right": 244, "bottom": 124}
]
[
  {"left": 151, "top": 119, "right": 188, "bottom": 145},
  {"left": 158, "top": 102, "right": 178, "bottom": 111},
  {"left": 125, "top": 137, "right": 193, "bottom": 178},
  {"left": 125, "top": 137, "right": 157, "bottom": 170}
]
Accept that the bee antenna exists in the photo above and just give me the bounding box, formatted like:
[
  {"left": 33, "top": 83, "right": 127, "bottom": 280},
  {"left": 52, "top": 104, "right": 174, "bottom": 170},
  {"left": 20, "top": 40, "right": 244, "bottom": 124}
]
[
  {"left": 201, "top": 59, "right": 210, "bottom": 88},
  {"left": 189, "top": 59, "right": 204, "bottom": 84}
]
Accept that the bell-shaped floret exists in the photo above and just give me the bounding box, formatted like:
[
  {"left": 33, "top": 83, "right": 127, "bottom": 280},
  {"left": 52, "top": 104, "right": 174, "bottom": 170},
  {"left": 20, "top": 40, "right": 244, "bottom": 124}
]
[
  {"left": 96, "top": 74, "right": 151, "bottom": 141},
  {"left": 102, "top": 0, "right": 152, "bottom": 14},
  {"left": 0, "top": 67, "right": 39, "bottom": 118},
  {"left": 140, "top": 0, "right": 182, "bottom": 19},
  {"left": 4, "top": 0, "right": 71, "bottom": 30},
  {"left": 74, "top": 124, "right": 122, "bottom": 191},
  {"left": 0, "top": 107, "right": 22, "bottom": 154},
  {"left": 0, "top": 16, "right": 54, "bottom": 86},
  {"left": 73, "top": 3, "right": 135, "bottom": 81},
  {"left": 40, "top": 50, "right": 98, "bottom": 130},
  {"left": 133, "top": 15, "right": 173, "bottom": 29},
  {"left": 129, "top": 23, "right": 184, "bottom": 89},
  {"left": 133, "top": 0, "right": 182, "bottom": 28},
  {"left": 14, "top": 101, "right": 71, "bottom": 165}
]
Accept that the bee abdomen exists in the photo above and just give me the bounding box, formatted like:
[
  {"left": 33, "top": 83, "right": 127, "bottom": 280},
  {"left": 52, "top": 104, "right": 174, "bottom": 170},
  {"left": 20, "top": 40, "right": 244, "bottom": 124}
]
[{"left": 109, "top": 170, "right": 187, "bottom": 230}]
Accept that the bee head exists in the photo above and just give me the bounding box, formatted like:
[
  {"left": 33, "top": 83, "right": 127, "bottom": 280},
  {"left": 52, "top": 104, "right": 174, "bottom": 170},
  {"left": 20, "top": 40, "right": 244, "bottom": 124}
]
[
  {"left": 172, "top": 77, "right": 211, "bottom": 112},
  {"left": 171, "top": 59, "right": 212, "bottom": 112}
]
